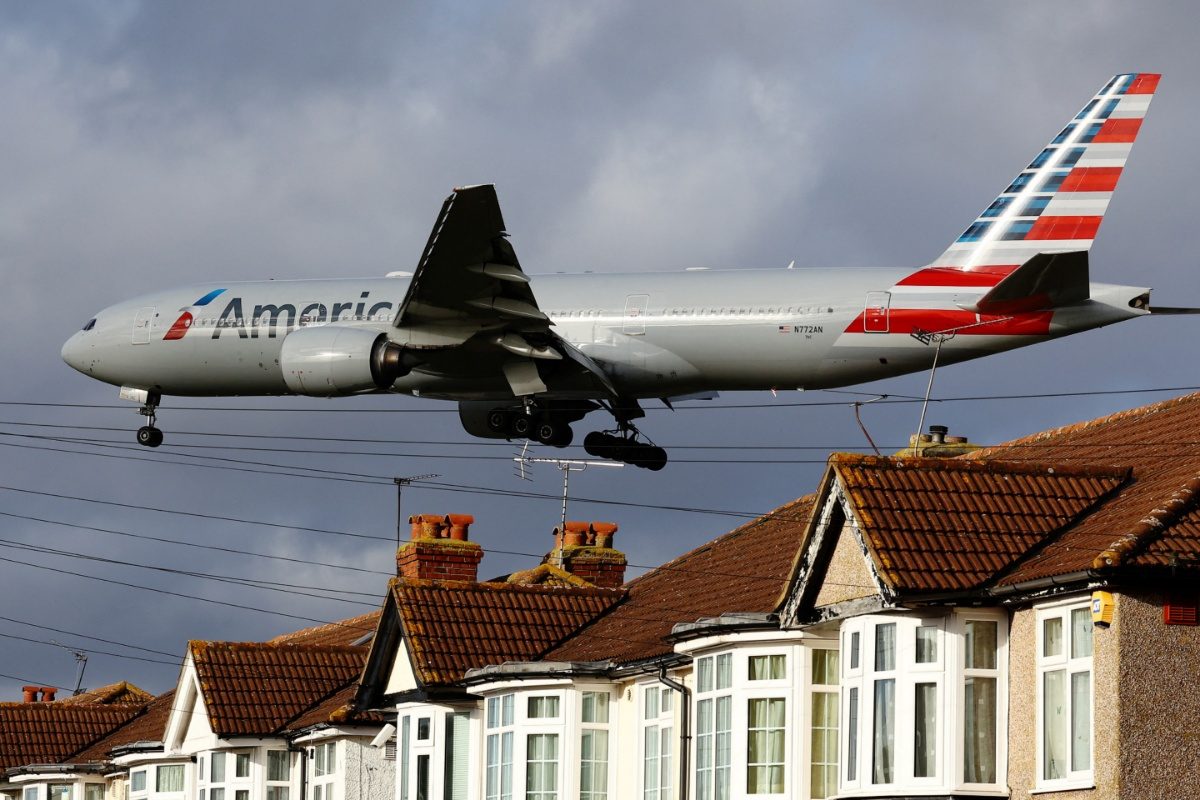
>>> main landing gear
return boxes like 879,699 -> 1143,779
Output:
135,393 -> 164,448
485,403 -> 576,447
583,428 -> 668,471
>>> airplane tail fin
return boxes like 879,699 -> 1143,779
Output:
928,73 -> 1160,275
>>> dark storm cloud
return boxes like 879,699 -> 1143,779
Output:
3,1 -> 1200,698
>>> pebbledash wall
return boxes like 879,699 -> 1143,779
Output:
335,738 -> 393,800
1007,590 -> 1200,800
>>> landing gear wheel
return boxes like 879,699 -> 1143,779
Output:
535,419 -> 573,448
136,426 -> 163,448
511,414 -> 534,438
584,430 -> 668,470
486,408 -> 510,433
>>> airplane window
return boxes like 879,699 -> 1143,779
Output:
82,318 -> 96,331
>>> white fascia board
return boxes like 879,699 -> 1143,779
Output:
461,677 -> 574,695
674,628 -> 809,656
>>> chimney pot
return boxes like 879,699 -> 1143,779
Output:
928,425 -> 948,443
22,686 -> 39,703
561,522 -> 588,547
40,687 -> 57,702
944,435 -> 968,444
447,513 -> 474,541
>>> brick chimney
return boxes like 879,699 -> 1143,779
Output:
396,514 -> 483,582
549,521 -> 627,589
899,424 -> 983,458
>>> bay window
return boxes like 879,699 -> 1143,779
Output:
266,751 -> 291,800
485,696 -> 515,800
1037,603 -> 1093,789
310,742 -> 337,800
809,648 -> 839,800
841,612 -> 1006,796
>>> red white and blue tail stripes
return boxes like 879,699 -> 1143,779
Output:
927,72 -> 1159,277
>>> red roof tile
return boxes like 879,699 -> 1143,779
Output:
58,682 -> 153,707
267,611 -> 381,647
282,684 -> 387,732
830,454 -> 1129,592
392,579 -> 624,686
965,392 -> 1200,584
0,703 -> 143,771
189,642 -> 366,737
548,495 -> 814,665
72,691 -> 175,762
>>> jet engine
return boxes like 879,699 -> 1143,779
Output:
280,326 -> 409,396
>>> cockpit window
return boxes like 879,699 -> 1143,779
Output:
82,318 -> 96,331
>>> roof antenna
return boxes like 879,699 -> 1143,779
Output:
50,640 -> 89,696
851,397 -> 885,456
393,474 -> 440,550
512,454 -> 623,529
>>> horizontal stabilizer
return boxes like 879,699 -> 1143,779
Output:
970,251 -> 1090,314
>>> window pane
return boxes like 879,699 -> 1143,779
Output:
964,677 -> 997,783
235,753 -> 250,778
695,700 -> 712,800
24,788 -> 37,800
417,717 -> 431,740
847,688 -> 859,781
86,787 -> 103,800
644,688 -> 659,720
266,790 -> 289,800
528,696 -> 560,719
966,620 -> 998,669
1071,609 -> 1093,658
582,691 -> 609,724
132,773 -> 147,793
810,693 -> 839,799
747,699 -> 785,794
697,658 -> 713,694
210,791 -> 223,800
50,787 -> 71,800
1043,669 -> 1068,780
914,684 -> 937,778
715,696 -> 731,800
502,695 -> 513,726
400,717 -> 411,800
916,626 -> 938,663
487,697 -> 499,729
874,624 -> 895,671
811,649 -> 839,685
850,632 -> 860,670
872,679 -> 895,784
158,766 -> 185,793
715,654 -> 732,690
212,753 -> 225,783
1043,617 -> 1064,658
235,791 -> 247,800
580,730 -> 608,800
1071,671 -> 1092,772
526,734 -> 558,800
643,726 -> 660,800
748,654 -> 786,681
268,752 -> 289,782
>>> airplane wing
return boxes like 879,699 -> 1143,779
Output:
392,185 -> 616,397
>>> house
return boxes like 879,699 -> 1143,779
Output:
358,392 -> 1200,800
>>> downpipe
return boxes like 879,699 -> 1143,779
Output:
658,665 -> 691,800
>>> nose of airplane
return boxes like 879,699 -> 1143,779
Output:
61,331 -> 87,373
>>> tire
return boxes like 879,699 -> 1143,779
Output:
137,426 -> 162,448
486,408 -> 510,432
511,414 -> 534,438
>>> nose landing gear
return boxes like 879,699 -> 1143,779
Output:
131,390 -> 164,448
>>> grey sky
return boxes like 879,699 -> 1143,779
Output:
2,1 -> 1199,698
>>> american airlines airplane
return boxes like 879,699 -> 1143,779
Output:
62,73 -> 1180,470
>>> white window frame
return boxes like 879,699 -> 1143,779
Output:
807,643 -> 840,800
265,750 -> 292,800
693,653 -> 733,800
1035,601 -> 1095,792
640,684 -> 674,800
309,741 -> 338,800
484,696 -> 516,800
579,688 -> 613,800
840,612 -> 1008,798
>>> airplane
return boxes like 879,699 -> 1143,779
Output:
62,72 -> 1184,471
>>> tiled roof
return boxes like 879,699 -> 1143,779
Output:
283,683 -> 388,732
267,610 -> 381,647
392,578 -> 624,686
73,691 -> 175,762
966,392 -> 1200,584
189,642 -> 366,737
0,703 -> 142,771
58,682 -> 153,706
547,495 -> 814,665
830,454 -> 1129,592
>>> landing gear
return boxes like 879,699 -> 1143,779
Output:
134,392 -> 164,448
583,429 -> 668,471
482,401 -> 580,449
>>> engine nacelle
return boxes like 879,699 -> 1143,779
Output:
280,326 -> 408,396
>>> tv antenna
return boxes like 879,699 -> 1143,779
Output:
49,640 -> 89,696
513,451 -> 623,529
393,474 -> 440,549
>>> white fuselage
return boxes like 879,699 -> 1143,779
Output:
61,268 -> 1147,402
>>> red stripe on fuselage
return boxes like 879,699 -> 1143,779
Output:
843,309 -> 1053,336
164,312 -> 193,340
1026,215 -> 1102,241
896,265 -> 1019,287
1059,167 -> 1122,192
1092,118 -> 1141,143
